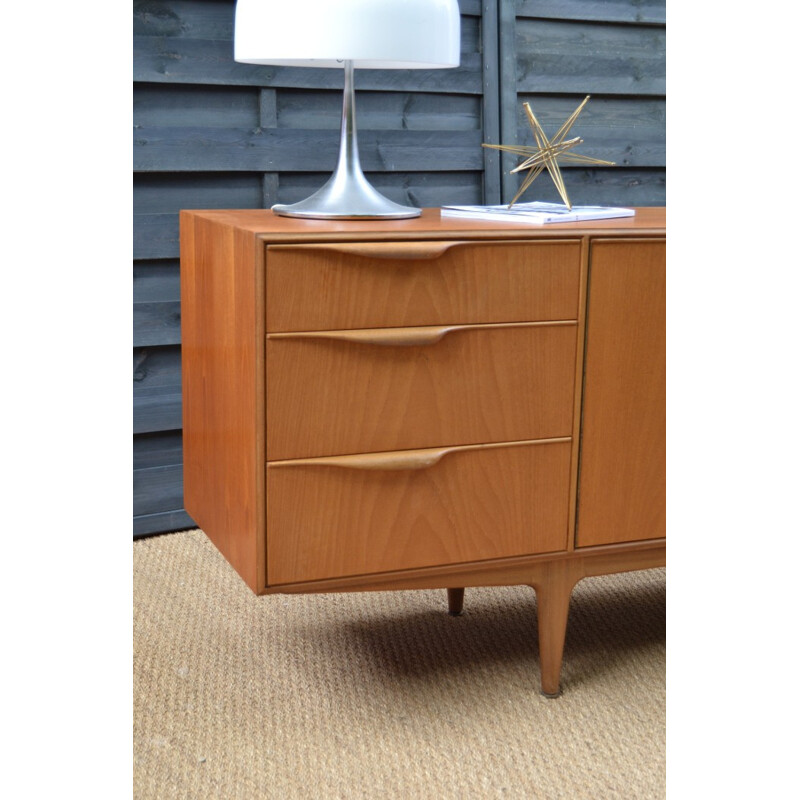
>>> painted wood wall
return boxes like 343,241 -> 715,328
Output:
133,0 -> 666,537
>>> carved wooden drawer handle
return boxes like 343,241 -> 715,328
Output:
268,438 -> 571,471
268,241 -> 468,260
267,320 -> 575,347
273,448 -> 452,471
269,325 -> 455,347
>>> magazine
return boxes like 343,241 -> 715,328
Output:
440,201 -> 635,224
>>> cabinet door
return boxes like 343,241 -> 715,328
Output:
576,239 -> 665,547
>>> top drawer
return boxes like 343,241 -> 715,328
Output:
265,240 -> 581,332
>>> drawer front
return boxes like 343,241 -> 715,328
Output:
266,240 -> 581,332
266,439 -> 571,585
266,322 -> 577,460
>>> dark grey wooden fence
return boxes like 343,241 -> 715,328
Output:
498,0 -> 666,205
133,0 -> 666,537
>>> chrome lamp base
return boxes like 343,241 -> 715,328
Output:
271,61 -> 420,220
271,178 -> 421,220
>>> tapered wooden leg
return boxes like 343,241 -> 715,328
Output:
446,588 -> 465,616
530,564 -> 579,697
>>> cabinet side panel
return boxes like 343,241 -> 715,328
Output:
180,213 -> 263,592
577,239 -> 665,547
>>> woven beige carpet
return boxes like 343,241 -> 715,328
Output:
133,529 -> 665,799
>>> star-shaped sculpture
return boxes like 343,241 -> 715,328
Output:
483,95 -> 615,209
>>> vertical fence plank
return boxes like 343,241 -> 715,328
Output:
481,1 -> 502,204
498,0 -> 520,203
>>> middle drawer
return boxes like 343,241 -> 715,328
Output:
266,321 -> 577,461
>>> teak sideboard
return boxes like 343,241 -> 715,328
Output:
180,207 -> 665,696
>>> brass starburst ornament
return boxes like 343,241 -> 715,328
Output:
483,95 -> 614,209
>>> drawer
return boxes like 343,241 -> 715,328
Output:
265,240 -> 581,332
266,438 -> 572,585
266,321 -> 577,460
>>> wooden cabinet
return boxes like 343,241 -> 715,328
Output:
180,208 -> 666,696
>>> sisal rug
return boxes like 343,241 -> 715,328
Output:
133,529 -> 665,799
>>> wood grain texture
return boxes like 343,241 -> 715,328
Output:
266,439 -> 572,586
133,431 -> 193,536
133,347 -> 183,434
264,539 -> 665,595
266,322 -> 577,460
576,239 -> 665,547
529,560 -> 582,696
180,211 -> 265,592
133,462 -> 185,517
186,207 -> 666,239
133,260 -> 182,346
134,509 -> 196,537
134,126 -> 483,173
276,89 -> 482,132
515,18 -> 665,95
133,301 -> 181,347
501,168 -> 665,210
480,0 -> 502,204
133,430 -> 183,471
517,0 -> 666,24
134,47 -> 483,93
566,240 -> 591,551
134,85 -> 482,132
266,239 -> 581,332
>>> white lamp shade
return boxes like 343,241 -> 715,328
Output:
234,0 -> 461,69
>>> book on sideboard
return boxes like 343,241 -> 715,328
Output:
440,201 -> 635,225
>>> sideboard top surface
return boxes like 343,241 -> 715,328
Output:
179,207 -> 666,242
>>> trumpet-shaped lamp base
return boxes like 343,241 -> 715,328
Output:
271,61 -> 421,220
271,169 -> 420,220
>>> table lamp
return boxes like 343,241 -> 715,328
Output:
234,0 -> 461,219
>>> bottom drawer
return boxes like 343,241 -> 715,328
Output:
266,438 -> 572,586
